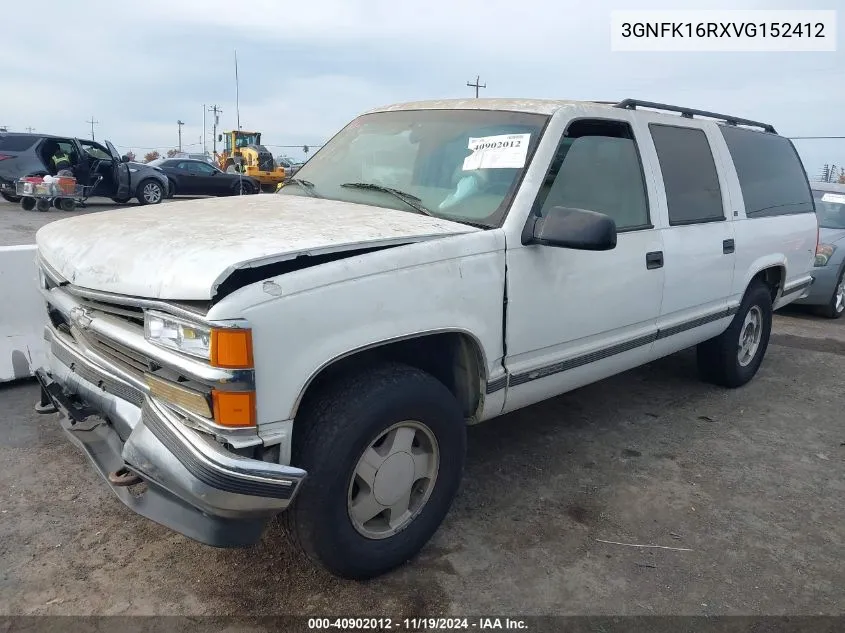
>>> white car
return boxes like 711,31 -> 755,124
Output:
33,98 -> 818,579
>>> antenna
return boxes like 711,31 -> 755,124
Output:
234,49 -> 241,131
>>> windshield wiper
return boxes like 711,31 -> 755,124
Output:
285,178 -> 320,197
341,182 -> 435,217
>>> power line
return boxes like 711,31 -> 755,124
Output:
86,116 -> 99,140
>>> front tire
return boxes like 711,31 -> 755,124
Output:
697,281 -> 773,388
20,197 -> 36,211
136,179 -> 164,205
283,363 -> 466,579
233,180 -> 254,195
817,267 -> 845,319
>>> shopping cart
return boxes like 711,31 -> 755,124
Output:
15,174 -> 102,212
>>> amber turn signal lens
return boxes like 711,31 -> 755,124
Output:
210,329 -> 254,368
212,390 -> 256,427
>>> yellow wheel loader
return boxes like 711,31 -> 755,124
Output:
216,130 -> 285,193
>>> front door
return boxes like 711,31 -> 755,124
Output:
104,140 -> 131,199
502,116 -> 665,413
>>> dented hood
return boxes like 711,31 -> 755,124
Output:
35,195 -> 478,300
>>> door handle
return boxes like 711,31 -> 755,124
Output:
646,251 -> 664,269
723,239 -> 735,254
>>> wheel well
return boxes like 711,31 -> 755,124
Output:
296,332 -> 486,423
752,265 -> 785,303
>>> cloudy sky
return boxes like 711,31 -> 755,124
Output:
1,0 -> 842,173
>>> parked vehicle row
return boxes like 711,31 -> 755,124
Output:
32,97 -> 819,581
0,132 -> 168,207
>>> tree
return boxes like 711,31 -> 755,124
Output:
839,173 -> 845,184
144,150 -> 160,163
125,151 -> 136,162
166,149 -> 180,158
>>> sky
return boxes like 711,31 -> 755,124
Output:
0,0 -> 842,173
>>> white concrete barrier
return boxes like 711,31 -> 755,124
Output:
0,245 -> 46,382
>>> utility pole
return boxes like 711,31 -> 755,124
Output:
202,104 -> 207,156
177,120 -> 185,152
234,49 -> 241,131
467,75 -> 486,98
0,126 -> 7,133
26,126 -> 35,133
207,105 -> 223,157
86,116 -> 99,140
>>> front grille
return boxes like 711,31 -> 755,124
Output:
258,153 -> 274,171
83,330 -> 151,374
76,297 -> 144,325
52,338 -> 145,407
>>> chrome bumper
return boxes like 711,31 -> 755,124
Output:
38,326 -> 307,548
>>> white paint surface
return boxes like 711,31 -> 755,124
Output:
0,245 -> 46,382
35,195 -> 478,300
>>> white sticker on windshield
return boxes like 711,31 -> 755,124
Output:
462,133 -> 531,170
821,193 -> 845,204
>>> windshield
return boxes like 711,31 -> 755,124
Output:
235,133 -> 259,148
279,109 -> 549,227
812,189 -> 845,229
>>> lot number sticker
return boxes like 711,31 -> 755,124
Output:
463,133 -> 531,170
821,193 -> 845,204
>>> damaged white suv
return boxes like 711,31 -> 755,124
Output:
34,98 -> 818,579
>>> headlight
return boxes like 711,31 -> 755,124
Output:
144,310 -> 212,359
815,243 -> 836,267
143,310 -> 254,368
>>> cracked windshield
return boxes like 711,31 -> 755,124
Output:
278,108 -> 548,227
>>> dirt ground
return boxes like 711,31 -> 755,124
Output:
1,305 -> 843,618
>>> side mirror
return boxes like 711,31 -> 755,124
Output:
523,206 -> 617,251
121,155 -> 130,163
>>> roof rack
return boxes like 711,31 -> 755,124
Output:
613,98 -> 777,134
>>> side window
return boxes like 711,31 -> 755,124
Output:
195,162 -> 216,175
649,124 -> 724,225
176,161 -> 195,172
533,119 -> 650,231
719,125 -> 814,217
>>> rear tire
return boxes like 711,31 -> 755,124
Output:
282,363 -> 466,579
697,281 -> 773,388
816,267 -> 845,319
136,179 -> 164,205
35,199 -> 50,212
59,198 -> 76,212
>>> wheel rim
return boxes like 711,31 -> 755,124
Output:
143,182 -> 162,203
737,305 -> 763,367
834,274 -> 845,314
347,420 -> 439,540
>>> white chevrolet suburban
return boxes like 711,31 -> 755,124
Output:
33,98 -> 818,579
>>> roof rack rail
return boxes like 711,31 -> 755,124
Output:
613,99 -> 777,134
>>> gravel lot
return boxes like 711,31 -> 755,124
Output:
1,200 -> 843,618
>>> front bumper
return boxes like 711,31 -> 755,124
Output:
793,264 -> 840,306
37,326 -> 307,547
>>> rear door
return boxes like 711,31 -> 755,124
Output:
634,118 -> 737,358
104,140 -> 131,199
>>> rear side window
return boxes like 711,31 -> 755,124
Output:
719,126 -> 814,218
0,135 -> 37,152
649,124 -> 724,225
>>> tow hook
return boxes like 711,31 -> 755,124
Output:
108,466 -> 143,487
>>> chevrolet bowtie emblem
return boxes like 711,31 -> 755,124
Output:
70,306 -> 93,329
